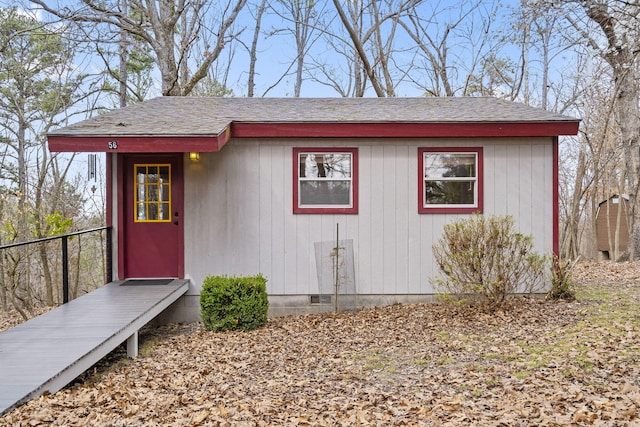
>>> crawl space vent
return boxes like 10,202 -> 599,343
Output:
310,294 -> 333,305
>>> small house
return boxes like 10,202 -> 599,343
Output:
595,195 -> 630,260
47,97 -> 580,321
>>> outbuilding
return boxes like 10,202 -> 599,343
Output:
595,195 -> 630,260
48,97 -> 580,320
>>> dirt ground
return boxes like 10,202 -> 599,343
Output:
1,261 -> 639,426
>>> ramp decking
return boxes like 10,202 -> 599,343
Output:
0,279 -> 189,416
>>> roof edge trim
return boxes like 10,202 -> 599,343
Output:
48,131 -> 230,153
230,121 -> 580,138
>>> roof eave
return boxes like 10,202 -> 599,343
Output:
231,121 -> 580,138
47,128 -> 231,153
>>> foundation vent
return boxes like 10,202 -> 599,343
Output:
310,294 -> 333,305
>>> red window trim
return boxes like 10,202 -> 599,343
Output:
293,147 -> 359,214
418,147 -> 484,214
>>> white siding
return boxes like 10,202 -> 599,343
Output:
184,137 -> 555,296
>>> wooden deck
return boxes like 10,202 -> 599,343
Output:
0,279 -> 189,416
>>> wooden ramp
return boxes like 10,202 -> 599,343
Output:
0,279 -> 189,416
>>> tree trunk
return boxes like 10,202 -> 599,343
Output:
119,0 -> 128,107
247,0 -> 267,97
33,141 -> 56,306
561,146 -> 587,259
580,1 -> 640,259
612,59 -> 640,259
331,0 -> 385,97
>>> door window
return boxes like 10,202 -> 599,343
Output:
134,164 -> 171,222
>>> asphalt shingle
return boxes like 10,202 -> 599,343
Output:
49,97 -> 579,137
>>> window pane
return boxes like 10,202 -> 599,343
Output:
137,183 -> 145,202
425,153 -> 476,179
300,181 -> 351,205
147,204 -> 159,220
425,180 -> 475,205
161,184 -> 170,201
159,166 -> 169,182
136,167 -> 146,183
160,203 -> 170,220
300,153 -> 351,179
147,184 -> 159,202
137,203 -> 146,220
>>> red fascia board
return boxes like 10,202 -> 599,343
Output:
47,130 -> 231,153
232,121 -> 580,138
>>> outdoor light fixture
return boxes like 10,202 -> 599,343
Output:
189,152 -> 200,161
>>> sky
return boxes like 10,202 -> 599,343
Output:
3,0 -> 581,103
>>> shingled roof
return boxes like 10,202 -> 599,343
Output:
51,96 -> 577,136
48,97 -> 580,153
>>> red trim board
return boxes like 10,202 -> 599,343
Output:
233,121 -> 579,139
48,133 -> 230,153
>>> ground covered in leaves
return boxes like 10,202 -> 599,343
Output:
1,261 -> 640,426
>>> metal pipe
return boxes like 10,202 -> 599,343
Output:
62,236 -> 69,304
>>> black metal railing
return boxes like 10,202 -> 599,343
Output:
0,226 -> 112,304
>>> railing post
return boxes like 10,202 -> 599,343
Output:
106,227 -> 113,283
62,236 -> 69,304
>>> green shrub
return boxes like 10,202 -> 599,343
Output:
546,254 -> 576,301
200,274 -> 269,331
432,214 -> 546,310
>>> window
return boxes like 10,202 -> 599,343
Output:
134,164 -> 172,222
418,147 -> 483,214
293,148 -> 358,214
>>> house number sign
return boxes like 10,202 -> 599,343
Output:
107,140 -> 118,150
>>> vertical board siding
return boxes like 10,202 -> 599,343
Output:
519,144 -> 534,236
306,215 -> 322,294
357,146 -> 372,294
506,144 -> 521,216
233,144 -> 260,273
490,145 -> 509,215
368,144 -> 385,294
270,145 -> 287,294
394,145 -> 410,294
382,145 -> 397,294
184,137 -> 555,297
427,214 -> 448,293
530,144 -> 545,250
258,144 -> 273,287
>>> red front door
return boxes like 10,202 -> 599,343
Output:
121,154 -> 184,278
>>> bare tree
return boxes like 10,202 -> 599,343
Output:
0,7 -> 95,313
30,0 -> 247,96
306,7 -> 367,97
562,0 -> 640,259
269,0 -> 327,97
400,0 -> 501,97
246,0 -> 267,97
330,0 -> 418,97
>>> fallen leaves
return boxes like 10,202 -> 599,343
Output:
1,261 -> 640,425
0,306 -> 52,333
